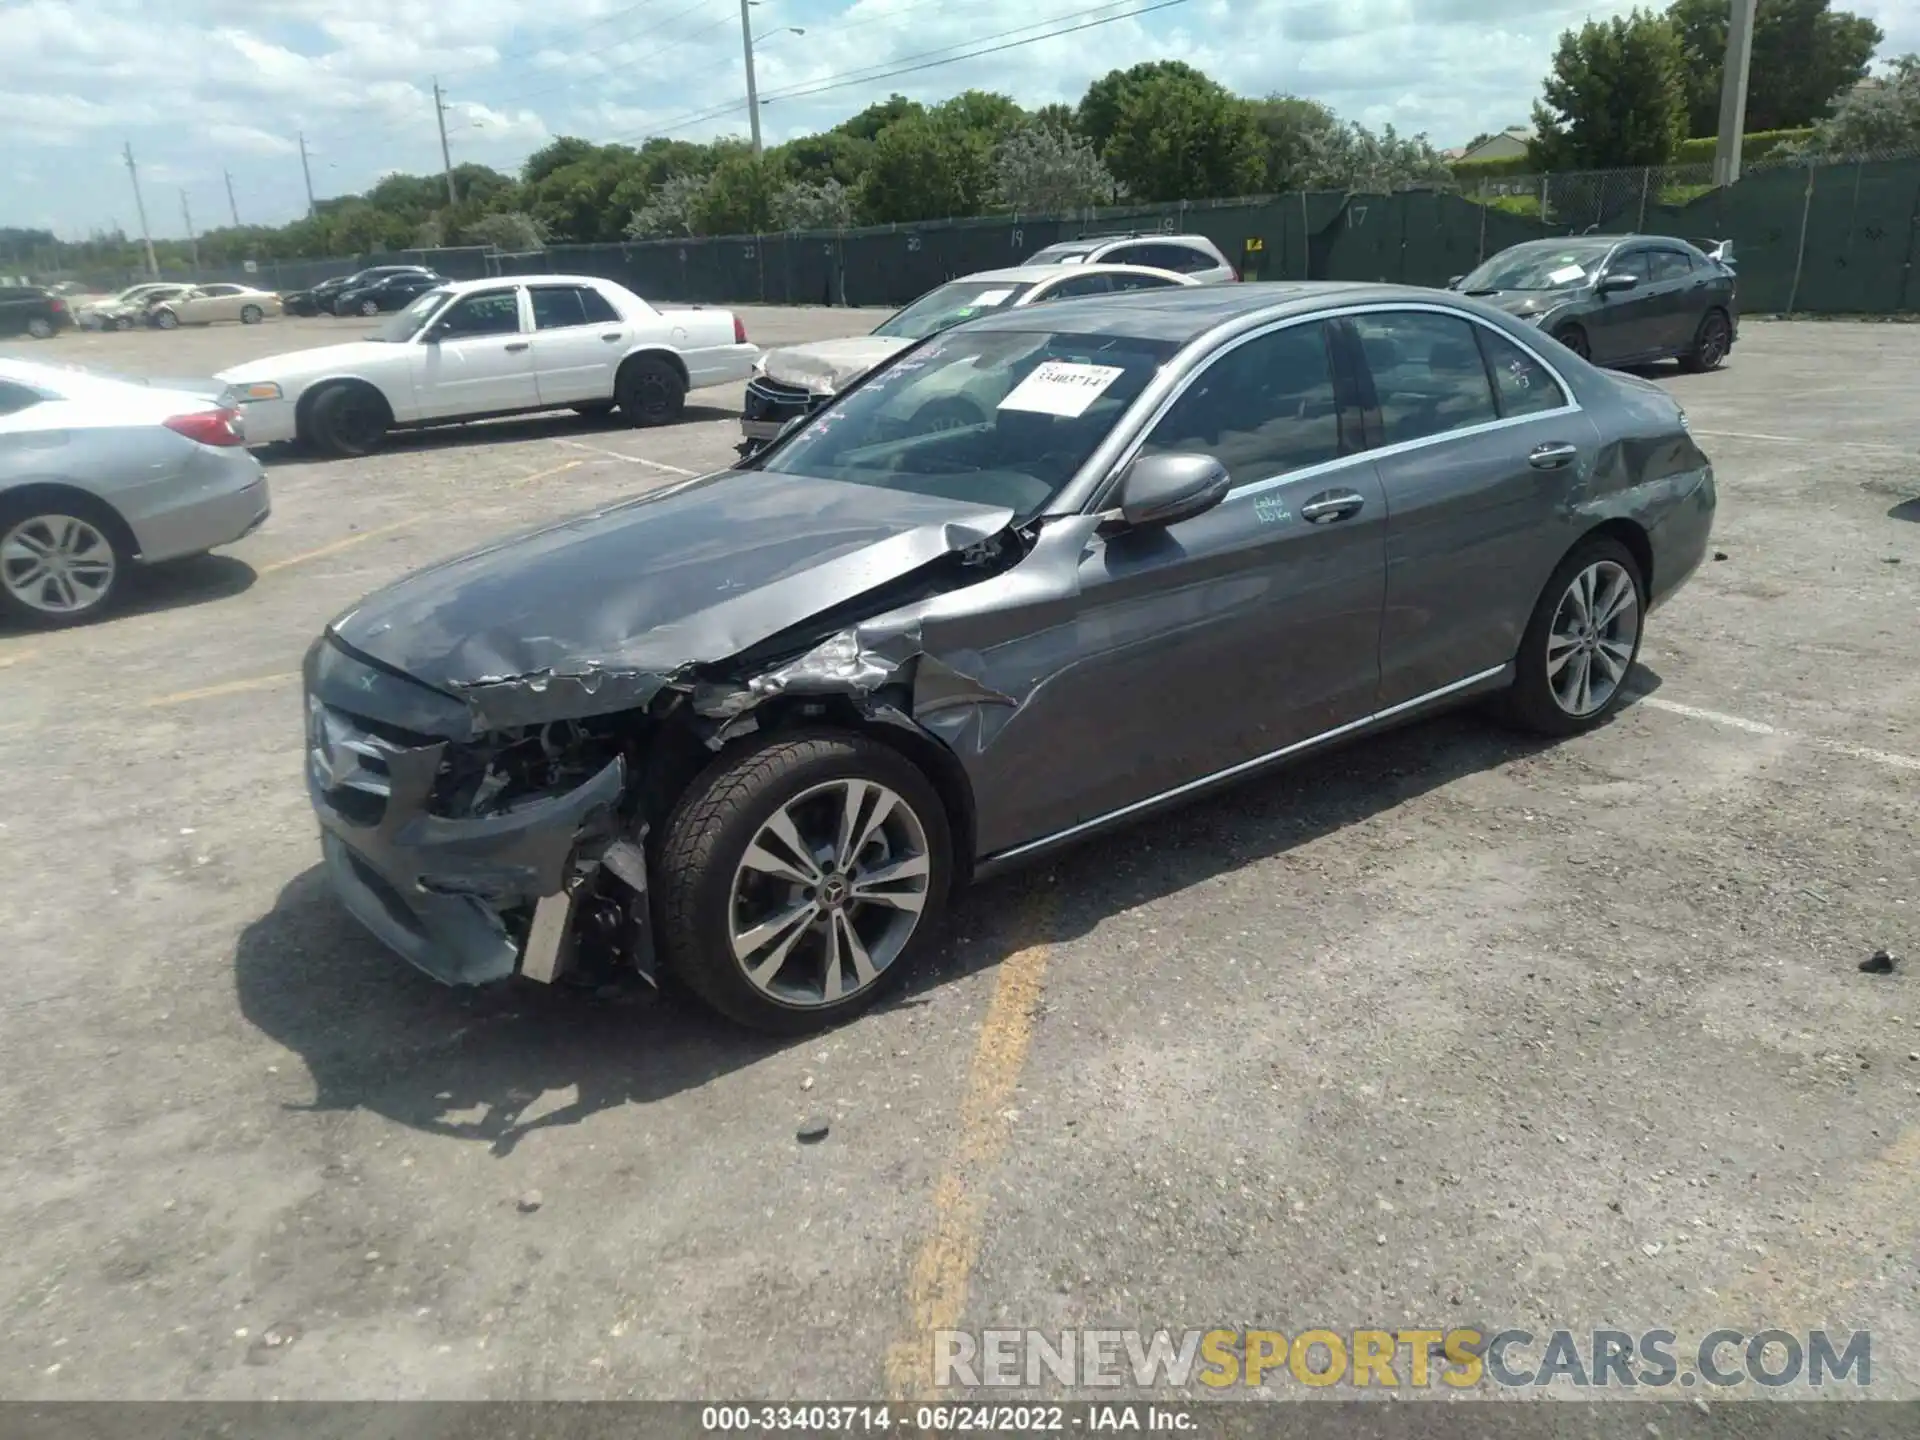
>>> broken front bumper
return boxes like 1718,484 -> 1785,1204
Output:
305,694 -> 628,987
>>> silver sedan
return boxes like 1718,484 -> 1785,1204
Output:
0,358 -> 271,626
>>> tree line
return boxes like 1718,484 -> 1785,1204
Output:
4,0 -> 1912,277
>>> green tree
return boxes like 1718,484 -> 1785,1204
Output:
1076,60 -> 1215,152
693,152 -> 785,234
522,137 -> 601,186
932,90 -> 1028,141
855,116 -> 992,222
774,130 -> 873,187
1805,52 -> 1920,153
1102,69 -> 1265,201
1669,0 -> 1882,136
1529,10 -> 1688,169
626,173 -> 710,238
1032,103 -> 1078,137
464,211 -> 548,251
991,122 -> 1115,211
1250,94 -> 1345,189
838,94 -> 923,142
773,178 -> 855,230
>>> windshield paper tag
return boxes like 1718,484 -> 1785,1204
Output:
1546,264 -> 1586,285
970,288 -> 1014,307
997,361 -> 1125,417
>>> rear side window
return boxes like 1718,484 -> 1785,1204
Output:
1611,251 -> 1652,282
1153,243 -> 1216,273
530,287 -> 589,329
1647,250 -> 1692,281
1475,328 -> 1570,419
1108,271 -> 1182,292
1038,273 -> 1112,300
1351,311 -> 1500,445
578,287 -> 621,324
1140,320 -> 1343,487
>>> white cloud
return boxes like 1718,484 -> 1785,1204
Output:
4,0 -> 1916,237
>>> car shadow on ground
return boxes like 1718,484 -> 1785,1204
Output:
254,404 -> 739,467
0,553 -> 256,636
234,680 -> 1670,1156
1889,498 -> 1920,523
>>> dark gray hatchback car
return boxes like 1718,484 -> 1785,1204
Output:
302,281 -> 1716,1031
1450,235 -> 1738,371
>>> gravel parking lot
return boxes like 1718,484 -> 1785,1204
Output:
1,307 -> 1916,1402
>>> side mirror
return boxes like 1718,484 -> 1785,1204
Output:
1599,271 -> 1639,294
1115,452 -> 1232,530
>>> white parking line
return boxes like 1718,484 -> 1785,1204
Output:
1690,428 -> 1908,454
550,438 -> 698,476
1638,694 -> 1920,772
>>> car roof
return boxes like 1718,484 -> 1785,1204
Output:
956,280 -> 1403,343
944,263 -> 1189,285
427,273 -> 623,295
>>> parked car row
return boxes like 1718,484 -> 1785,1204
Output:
283,265 -> 446,317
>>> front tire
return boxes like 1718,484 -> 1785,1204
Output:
305,382 -> 391,459
153,309 -> 179,330
240,304 -> 264,324
1680,309 -> 1731,372
1552,323 -> 1590,361
1498,536 -> 1646,737
655,731 -> 952,1033
617,356 -> 687,427
26,316 -> 54,339
114,315 -> 135,331
359,298 -> 379,317
0,498 -> 129,627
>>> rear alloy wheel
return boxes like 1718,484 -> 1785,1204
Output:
1681,310 -> 1731,373
1552,323 -> 1590,361
359,298 -> 379,316
305,382 -> 390,459
1498,536 -> 1645,737
656,732 -> 951,1032
617,356 -> 687,428
0,506 -> 126,626
240,304 -> 264,325
154,309 -> 180,330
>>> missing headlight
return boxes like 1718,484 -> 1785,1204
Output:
430,717 -> 626,820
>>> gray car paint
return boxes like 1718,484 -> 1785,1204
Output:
0,359 -> 270,564
303,280 -> 1715,990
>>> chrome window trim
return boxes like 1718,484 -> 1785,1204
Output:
1073,299 -> 1581,515
986,663 -> 1511,863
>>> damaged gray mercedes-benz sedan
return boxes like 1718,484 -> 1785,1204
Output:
303,281 -> 1716,1031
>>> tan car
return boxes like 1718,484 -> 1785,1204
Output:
150,283 -> 283,329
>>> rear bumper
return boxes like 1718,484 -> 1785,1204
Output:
125,445 -> 271,562
1647,463 -> 1716,612
689,342 -> 762,390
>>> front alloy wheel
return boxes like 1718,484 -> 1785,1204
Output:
657,732 -> 951,1032
0,511 -> 122,624
359,298 -> 379,316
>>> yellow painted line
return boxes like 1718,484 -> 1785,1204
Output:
142,672 -> 298,708
255,515 -> 424,576
0,647 -> 43,670
512,458 -> 583,487
885,891 -> 1054,1403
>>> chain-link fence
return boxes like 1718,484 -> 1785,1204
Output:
135,148 -> 1920,317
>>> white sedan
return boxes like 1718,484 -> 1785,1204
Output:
216,274 -> 760,457
151,283 -> 283,328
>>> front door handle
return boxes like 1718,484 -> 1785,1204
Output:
505,341 -> 530,352
602,331 -> 624,342
1300,490 -> 1366,524
1529,442 -> 1579,470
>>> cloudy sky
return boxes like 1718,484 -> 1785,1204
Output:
3,0 -> 1915,239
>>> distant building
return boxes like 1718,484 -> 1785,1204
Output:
1456,126 -> 1532,162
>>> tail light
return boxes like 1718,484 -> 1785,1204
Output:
164,408 -> 245,448
49,297 -> 65,312
733,313 -> 749,345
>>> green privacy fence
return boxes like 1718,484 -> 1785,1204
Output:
199,154 -> 1920,316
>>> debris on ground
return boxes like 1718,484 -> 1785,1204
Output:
1713,551 -> 1729,561
1860,949 -> 1900,975
797,1120 -> 830,1144
517,1190 -> 544,1213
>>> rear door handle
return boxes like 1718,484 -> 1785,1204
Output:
601,331 -> 624,342
1529,442 -> 1579,470
505,341 -> 530,352
1300,490 -> 1366,524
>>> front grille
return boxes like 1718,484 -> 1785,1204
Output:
308,699 -> 407,826
744,377 -> 823,423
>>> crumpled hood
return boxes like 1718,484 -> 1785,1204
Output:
326,466 -> 1015,729
218,340 -> 397,385
762,335 -> 911,392
1466,289 -> 1580,319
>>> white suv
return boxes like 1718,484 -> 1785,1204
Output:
1023,232 -> 1238,284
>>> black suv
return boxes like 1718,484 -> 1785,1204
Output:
333,268 -> 443,316
0,286 -> 71,340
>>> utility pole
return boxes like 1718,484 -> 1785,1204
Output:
224,169 -> 241,227
298,132 -> 316,218
432,79 -> 458,204
122,141 -> 159,277
181,190 -> 199,275
739,0 -> 763,155
1712,0 -> 1759,186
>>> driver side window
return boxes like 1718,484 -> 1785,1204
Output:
436,290 -> 521,338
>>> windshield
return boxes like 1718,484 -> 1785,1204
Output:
756,327 -> 1178,518
372,287 -> 452,342
1459,242 -> 1614,292
871,281 -> 1037,341
1028,244 -> 1095,265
